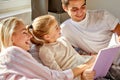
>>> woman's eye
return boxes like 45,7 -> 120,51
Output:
56,26 -> 59,30
23,31 -> 28,34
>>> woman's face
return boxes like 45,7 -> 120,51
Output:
12,22 -> 32,51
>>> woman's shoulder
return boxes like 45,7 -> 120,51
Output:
7,46 -> 28,54
0,46 -> 28,64
1,46 -> 23,54
0,46 -> 30,59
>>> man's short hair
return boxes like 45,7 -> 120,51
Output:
61,0 -> 86,7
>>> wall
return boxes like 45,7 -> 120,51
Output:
49,12 -> 69,24
87,0 -> 120,21
0,0 -> 31,25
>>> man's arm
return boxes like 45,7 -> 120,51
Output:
113,23 -> 120,35
112,23 -> 120,42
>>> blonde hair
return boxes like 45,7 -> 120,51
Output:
27,15 -> 56,46
0,17 -> 23,50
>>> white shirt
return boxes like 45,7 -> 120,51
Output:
61,10 -> 119,53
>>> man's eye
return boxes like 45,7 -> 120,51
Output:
72,9 -> 78,12
81,5 -> 86,9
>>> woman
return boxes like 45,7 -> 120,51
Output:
0,17 -> 95,80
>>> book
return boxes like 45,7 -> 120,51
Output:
91,33 -> 120,79
108,33 -> 119,47
91,45 -> 120,79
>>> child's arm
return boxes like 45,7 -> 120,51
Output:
39,47 -> 62,70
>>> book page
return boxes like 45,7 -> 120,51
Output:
108,33 -> 120,47
91,45 -> 120,79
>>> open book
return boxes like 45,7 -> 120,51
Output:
91,33 -> 120,79
108,33 -> 119,47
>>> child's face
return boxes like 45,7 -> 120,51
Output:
44,21 -> 61,43
12,23 -> 32,51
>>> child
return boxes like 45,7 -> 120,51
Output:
28,15 -> 96,80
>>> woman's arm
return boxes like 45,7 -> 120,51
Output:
72,55 -> 96,79
1,46 -> 95,80
3,46 -> 73,80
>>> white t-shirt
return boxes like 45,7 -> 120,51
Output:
61,10 -> 119,53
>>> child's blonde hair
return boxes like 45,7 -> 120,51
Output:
0,17 -> 23,50
27,15 -> 56,46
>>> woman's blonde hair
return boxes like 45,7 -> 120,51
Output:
0,17 -> 23,50
27,15 -> 56,46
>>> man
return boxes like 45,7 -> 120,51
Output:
60,0 -> 120,79
60,0 -> 120,54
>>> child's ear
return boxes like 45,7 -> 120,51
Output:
43,34 -> 50,40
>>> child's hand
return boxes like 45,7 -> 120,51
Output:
81,69 -> 95,80
85,55 -> 96,69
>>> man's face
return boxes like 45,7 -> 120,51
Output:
64,0 -> 87,22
